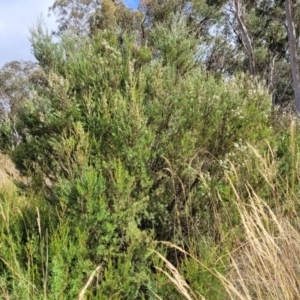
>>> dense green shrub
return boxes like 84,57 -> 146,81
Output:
2,13 -> 300,299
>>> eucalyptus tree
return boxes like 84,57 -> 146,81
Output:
285,0 -> 300,113
49,0 -> 98,35
0,61 -> 43,122
210,0 -> 299,107
250,0 -> 300,110
0,61 -> 46,149
50,0 -> 144,37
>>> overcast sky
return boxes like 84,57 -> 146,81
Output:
0,0 -> 138,69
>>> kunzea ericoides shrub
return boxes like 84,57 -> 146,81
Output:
0,17 -> 281,299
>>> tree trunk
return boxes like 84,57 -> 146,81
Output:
234,0 -> 256,76
285,0 -> 300,114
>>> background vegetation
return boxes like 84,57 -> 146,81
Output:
1,0 -> 300,299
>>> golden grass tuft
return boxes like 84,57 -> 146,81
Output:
0,152 -> 20,188
223,182 -> 300,299
153,139 -> 300,299
218,140 -> 300,299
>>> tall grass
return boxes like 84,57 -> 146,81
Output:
224,184 -> 300,299
222,130 -> 300,300
0,153 -> 20,188
152,122 -> 300,299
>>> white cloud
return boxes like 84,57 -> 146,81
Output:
0,0 -> 57,68
0,0 -> 139,68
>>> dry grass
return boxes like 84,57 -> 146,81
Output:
153,138 -> 300,299
223,184 -> 300,300
219,139 -> 300,299
0,152 -> 30,211
0,152 -> 19,188
154,192 -> 300,300
153,249 -> 200,300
